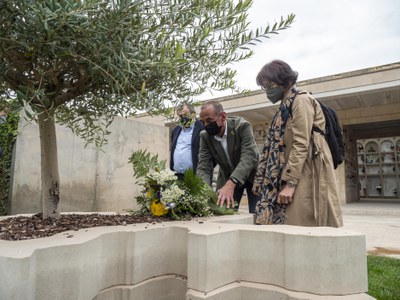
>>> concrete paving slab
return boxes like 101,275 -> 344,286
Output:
240,199 -> 400,259
342,201 -> 400,259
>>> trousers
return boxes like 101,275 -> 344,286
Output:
233,180 -> 261,213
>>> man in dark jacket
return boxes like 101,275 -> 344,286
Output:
197,101 -> 261,213
170,102 -> 204,179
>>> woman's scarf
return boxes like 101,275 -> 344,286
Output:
254,96 -> 293,225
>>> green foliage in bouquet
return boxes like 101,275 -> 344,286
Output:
128,149 -> 235,219
129,149 -> 166,181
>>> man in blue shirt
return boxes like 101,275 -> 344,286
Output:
170,103 -> 204,179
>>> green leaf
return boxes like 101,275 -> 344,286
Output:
208,200 -> 235,215
15,90 -> 26,102
129,149 -> 166,179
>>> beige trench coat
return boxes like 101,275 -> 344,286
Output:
281,88 -> 343,227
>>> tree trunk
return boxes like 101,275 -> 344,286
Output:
38,110 -> 60,219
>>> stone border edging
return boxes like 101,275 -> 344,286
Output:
0,214 -> 373,300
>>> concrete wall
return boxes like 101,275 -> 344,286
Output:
9,116 -> 169,214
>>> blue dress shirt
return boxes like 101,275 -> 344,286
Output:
173,124 -> 194,173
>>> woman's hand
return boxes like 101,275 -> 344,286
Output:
277,185 -> 296,204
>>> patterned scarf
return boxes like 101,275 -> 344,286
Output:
254,96 -> 293,225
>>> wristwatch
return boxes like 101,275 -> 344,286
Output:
229,177 -> 239,185
286,180 -> 297,188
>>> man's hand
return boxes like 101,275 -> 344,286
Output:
217,180 -> 236,209
277,185 -> 296,205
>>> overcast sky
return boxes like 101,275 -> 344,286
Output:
197,0 -> 400,100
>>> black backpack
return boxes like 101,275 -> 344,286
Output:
288,90 -> 345,169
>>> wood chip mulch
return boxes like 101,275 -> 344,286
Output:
0,213 -> 170,241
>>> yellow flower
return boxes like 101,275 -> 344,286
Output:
150,200 -> 168,216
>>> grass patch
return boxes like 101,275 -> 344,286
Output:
368,255 -> 400,299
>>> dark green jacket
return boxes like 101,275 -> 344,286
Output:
197,116 -> 259,189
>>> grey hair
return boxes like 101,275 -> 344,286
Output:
200,100 -> 224,115
177,102 -> 196,114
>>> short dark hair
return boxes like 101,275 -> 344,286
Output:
256,59 -> 298,89
177,102 -> 196,114
200,100 -> 224,115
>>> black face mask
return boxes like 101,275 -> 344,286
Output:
180,116 -> 189,123
266,87 -> 284,104
205,121 -> 222,136
179,116 -> 193,128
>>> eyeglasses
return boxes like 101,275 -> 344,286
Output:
260,82 -> 277,92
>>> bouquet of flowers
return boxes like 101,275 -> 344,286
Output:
129,149 -> 233,219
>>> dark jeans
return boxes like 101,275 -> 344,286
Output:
175,173 -> 185,181
233,180 -> 261,213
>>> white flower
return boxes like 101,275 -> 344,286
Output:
165,202 -> 176,210
148,169 -> 177,185
161,183 -> 185,204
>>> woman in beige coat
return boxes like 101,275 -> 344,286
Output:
252,60 -> 343,227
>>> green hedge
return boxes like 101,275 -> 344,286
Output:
0,112 -> 19,215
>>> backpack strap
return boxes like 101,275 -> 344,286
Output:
287,89 -> 321,161
287,88 -> 308,118
312,126 -> 324,136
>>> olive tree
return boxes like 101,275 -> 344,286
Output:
0,0 -> 294,219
